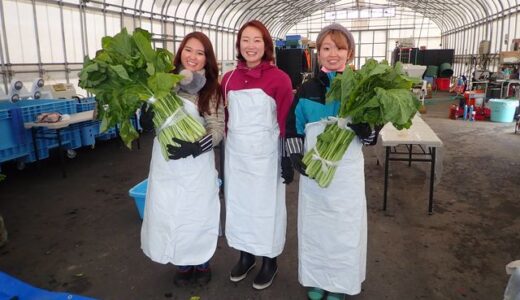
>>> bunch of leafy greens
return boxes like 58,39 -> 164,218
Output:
302,59 -> 421,187
79,28 -> 206,158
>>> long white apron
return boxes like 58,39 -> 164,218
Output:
224,88 -> 286,258
141,98 -> 220,266
298,121 -> 367,295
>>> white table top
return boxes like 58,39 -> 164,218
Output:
380,114 -> 443,148
24,110 -> 95,129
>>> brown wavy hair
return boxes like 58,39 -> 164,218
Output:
173,32 -> 222,115
236,20 -> 274,63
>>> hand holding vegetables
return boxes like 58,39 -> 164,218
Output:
302,59 -> 421,187
78,28 -> 206,160
281,157 -> 294,184
290,153 -> 308,177
139,103 -> 155,132
167,134 -> 213,160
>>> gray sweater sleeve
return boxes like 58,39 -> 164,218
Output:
203,95 -> 225,146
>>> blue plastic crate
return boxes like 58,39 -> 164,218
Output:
96,126 -> 118,141
22,128 -> 80,163
286,34 -> 301,41
76,97 -> 96,112
0,144 -> 30,163
15,99 -> 77,122
79,121 -> 101,146
275,40 -> 286,48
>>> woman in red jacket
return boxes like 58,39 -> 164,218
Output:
220,20 -> 294,290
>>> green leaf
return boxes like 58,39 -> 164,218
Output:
109,65 -> 131,80
133,29 -> 155,63
107,28 -> 133,57
146,62 -> 155,76
147,73 -> 182,98
375,88 -> 420,127
119,120 -> 140,149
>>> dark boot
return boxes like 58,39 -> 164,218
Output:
230,251 -> 256,282
252,256 -> 278,290
173,266 -> 194,287
194,265 -> 212,286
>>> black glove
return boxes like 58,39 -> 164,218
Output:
347,122 -> 377,145
281,156 -> 294,184
167,135 -> 212,160
290,153 -> 307,177
139,103 -> 155,132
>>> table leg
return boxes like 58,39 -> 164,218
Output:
408,144 -> 413,167
56,129 -> 66,178
31,128 -> 40,161
383,146 -> 390,211
428,147 -> 436,214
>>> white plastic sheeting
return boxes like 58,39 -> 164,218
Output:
1,0 -> 520,96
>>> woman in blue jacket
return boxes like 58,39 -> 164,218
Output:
285,23 -> 379,300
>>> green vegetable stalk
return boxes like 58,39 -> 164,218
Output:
78,28 -> 206,160
303,59 -> 422,188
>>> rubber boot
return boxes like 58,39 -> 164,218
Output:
173,266 -> 194,287
230,251 -> 256,282
252,256 -> 278,290
194,263 -> 211,286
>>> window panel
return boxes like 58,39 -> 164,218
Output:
106,14 -> 122,36
63,7 -> 83,63
85,11 -> 105,57
359,9 -> 370,19
374,31 -> 386,43
360,44 -> 373,56
361,31 -> 373,43
36,3 -> 65,63
373,44 -> 386,57
5,0 -> 38,63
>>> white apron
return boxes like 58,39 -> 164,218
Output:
298,121 -> 367,295
224,88 -> 286,257
141,98 -> 220,266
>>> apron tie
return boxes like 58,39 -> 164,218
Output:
156,107 -> 188,134
311,147 -> 339,173
321,116 -> 349,129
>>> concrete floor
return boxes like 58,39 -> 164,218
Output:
0,92 -> 519,300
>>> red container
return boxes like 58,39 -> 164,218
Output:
436,78 -> 451,91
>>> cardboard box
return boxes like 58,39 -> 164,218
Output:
500,51 -> 520,64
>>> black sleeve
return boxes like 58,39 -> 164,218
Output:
285,89 -> 304,155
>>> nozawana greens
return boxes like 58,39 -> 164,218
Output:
302,59 -> 421,188
78,28 -> 206,160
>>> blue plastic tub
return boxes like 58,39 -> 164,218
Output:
129,178 -> 222,220
0,271 -> 96,300
488,99 -> 520,122
129,179 -> 148,219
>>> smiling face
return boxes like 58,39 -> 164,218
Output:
318,34 -> 351,72
239,26 -> 265,68
180,37 -> 206,72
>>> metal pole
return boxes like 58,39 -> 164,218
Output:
0,0 -> 10,92
58,0 -> 70,83
31,0 -> 44,77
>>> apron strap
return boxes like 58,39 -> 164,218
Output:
223,68 -> 237,107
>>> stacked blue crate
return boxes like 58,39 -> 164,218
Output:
20,99 -> 81,162
0,99 -> 82,163
74,97 -> 121,145
285,34 -> 303,48
0,102 -> 30,163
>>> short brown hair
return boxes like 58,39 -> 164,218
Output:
316,24 -> 356,63
236,20 -> 274,63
